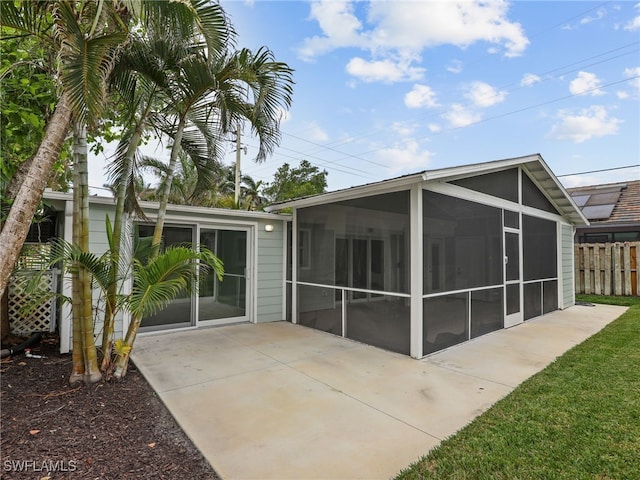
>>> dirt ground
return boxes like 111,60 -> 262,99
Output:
0,335 -> 220,479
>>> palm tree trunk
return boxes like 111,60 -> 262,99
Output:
71,122 -> 101,384
101,116 -> 147,372
0,92 -> 73,298
112,313 -> 142,379
70,128 -> 84,384
150,116 -> 185,256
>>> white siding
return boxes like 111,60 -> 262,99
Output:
561,223 -> 575,308
256,220 -> 285,322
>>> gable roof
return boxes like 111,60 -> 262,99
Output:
266,153 -> 588,226
567,180 -> 640,225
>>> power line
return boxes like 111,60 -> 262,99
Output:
556,164 -> 640,178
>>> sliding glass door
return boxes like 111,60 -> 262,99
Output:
139,225 -> 195,330
198,228 -> 248,325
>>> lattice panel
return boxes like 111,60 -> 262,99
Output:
8,271 -> 57,335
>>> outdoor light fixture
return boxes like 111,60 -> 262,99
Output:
264,224 -> 274,232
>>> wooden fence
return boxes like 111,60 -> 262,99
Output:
575,242 -> 639,296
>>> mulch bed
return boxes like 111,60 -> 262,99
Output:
1,335 -> 220,479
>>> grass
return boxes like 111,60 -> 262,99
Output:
396,296 -> 640,480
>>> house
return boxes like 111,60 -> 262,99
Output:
14,153 -> 587,359
567,180 -> 640,243
267,153 -> 588,358
31,192 -> 290,353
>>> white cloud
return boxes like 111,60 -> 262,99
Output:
365,1 -> 529,57
346,57 -> 424,83
428,123 -> 441,133
464,81 -> 507,107
304,121 -> 329,142
404,84 -> 439,109
391,121 -> 416,137
569,71 -> 605,96
374,139 -> 433,174
446,60 -> 463,74
580,7 -> 607,25
623,66 -> 640,92
548,106 -> 621,143
442,104 -> 482,128
624,4 -> 640,31
298,1 -> 365,60
520,73 -> 541,87
298,0 -> 530,75
616,90 -> 630,99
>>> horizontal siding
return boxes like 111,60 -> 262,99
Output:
561,224 -> 575,308
256,224 -> 285,323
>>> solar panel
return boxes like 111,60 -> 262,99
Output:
571,194 -> 590,207
582,204 -> 616,220
586,191 -> 622,206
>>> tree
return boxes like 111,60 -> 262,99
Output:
102,2 -> 229,371
0,0 -> 127,298
148,46 -> 294,255
263,160 -> 328,204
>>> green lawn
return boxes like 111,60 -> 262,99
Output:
396,297 -> 640,480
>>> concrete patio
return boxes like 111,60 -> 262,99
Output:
132,303 -> 626,480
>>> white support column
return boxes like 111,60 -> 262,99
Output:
281,219 -> 288,322
59,199 -> 73,354
410,184 -> 423,358
291,209 -> 298,324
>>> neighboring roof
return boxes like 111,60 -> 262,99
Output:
567,180 -> 640,225
266,153 -> 588,226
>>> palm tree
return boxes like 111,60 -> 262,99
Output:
240,173 -> 266,211
148,45 -> 294,253
112,244 -> 223,378
0,1 -> 128,299
99,0 -> 232,370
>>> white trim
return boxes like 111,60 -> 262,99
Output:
425,181 -> 521,211
556,220 -> 563,310
410,185 -> 423,359
267,154 -> 588,227
291,209 -> 298,324
59,199 -> 73,354
281,219 -> 288,322
422,283 -> 505,299
295,281 -> 411,298
265,175 -> 424,211
43,190 -> 289,221
251,224 -> 257,324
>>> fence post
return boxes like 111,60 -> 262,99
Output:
583,245 -> 591,295
594,244 -> 602,295
623,243 -> 632,296
613,243 -> 622,296
604,243 -> 612,296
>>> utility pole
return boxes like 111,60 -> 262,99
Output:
234,124 -> 241,206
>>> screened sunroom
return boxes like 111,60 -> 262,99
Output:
267,154 -> 588,359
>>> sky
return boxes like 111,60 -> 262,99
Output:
90,0 -> 640,194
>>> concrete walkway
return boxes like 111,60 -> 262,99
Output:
132,304 -> 626,480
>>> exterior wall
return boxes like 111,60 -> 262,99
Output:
561,223 -> 575,308
51,193 -> 289,352
255,220 -> 286,323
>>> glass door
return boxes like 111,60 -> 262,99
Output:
198,228 -> 249,325
504,229 -> 523,327
139,225 -> 195,330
